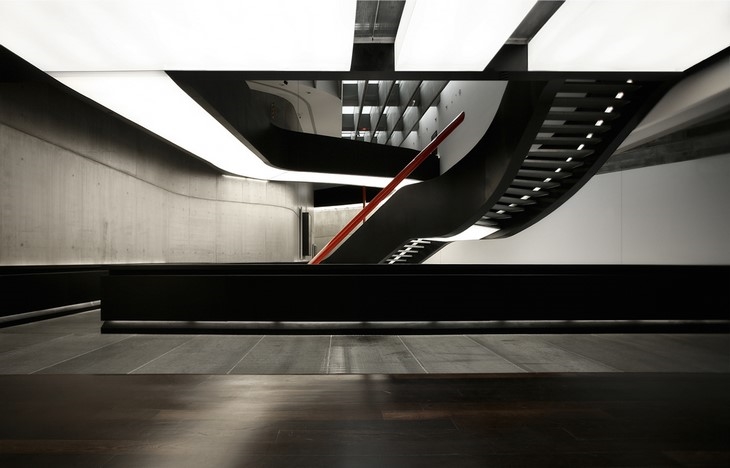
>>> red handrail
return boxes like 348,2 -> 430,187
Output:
309,111 -> 465,265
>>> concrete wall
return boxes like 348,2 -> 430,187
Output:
311,204 -> 362,257
0,81 -> 311,265
426,153 -> 730,265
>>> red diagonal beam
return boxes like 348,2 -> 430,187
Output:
309,111 -> 465,265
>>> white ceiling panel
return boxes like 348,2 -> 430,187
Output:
0,0 -> 358,71
395,0 -> 538,71
529,0 -> 730,72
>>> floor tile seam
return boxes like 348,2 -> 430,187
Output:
0,332 -> 72,362
225,335 -> 265,375
540,335 -> 623,372
594,333 -> 729,369
127,334 -> 201,374
397,336 -> 428,374
658,332 -> 730,354
325,335 -> 333,374
464,335 -> 531,373
592,332 -> 711,366
474,333 -> 623,373
28,333 -> 136,374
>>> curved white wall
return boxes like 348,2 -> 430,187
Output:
435,81 -> 507,172
619,55 -> 730,152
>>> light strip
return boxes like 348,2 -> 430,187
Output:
0,0 -> 415,186
50,71 -> 414,187
0,0 -> 357,71
529,0 -> 730,72
395,0 -> 538,71
423,225 -> 498,242
51,71 -> 282,179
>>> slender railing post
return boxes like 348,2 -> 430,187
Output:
309,111 -> 465,265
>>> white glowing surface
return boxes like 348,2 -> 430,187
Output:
395,0 -> 538,71
529,0 -> 730,72
0,0 -> 357,71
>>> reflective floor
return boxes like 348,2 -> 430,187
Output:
0,311 -> 728,467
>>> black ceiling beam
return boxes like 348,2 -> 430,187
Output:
169,69 -> 679,84
168,72 -> 440,182
351,43 -> 395,72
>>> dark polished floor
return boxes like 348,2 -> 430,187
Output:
0,311 -> 728,467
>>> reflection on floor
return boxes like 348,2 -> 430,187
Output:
0,310 -> 728,374
1,372 -> 729,468
0,311 -> 728,468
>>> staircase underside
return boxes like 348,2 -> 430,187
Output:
170,71 -> 679,265
326,76 -> 677,264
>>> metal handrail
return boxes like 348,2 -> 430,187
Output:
309,111 -> 465,265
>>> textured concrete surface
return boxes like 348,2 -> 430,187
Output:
0,81 -> 311,265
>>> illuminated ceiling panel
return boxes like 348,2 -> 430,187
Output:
1,0 -> 726,187
529,0 -> 730,72
0,0 -> 357,71
50,70 -> 408,187
394,0 -> 538,71
0,0 -> 407,186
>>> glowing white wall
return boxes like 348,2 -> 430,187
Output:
426,153 -> 730,265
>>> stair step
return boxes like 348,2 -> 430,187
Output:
540,124 -> 612,134
517,169 -> 572,180
497,195 -> 537,206
511,178 -> 561,189
561,82 -> 642,95
504,187 -> 550,197
534,136 -> 602,146
552,96 -> 630,109
521,159 -> 584,170
483,211 -> 512,220
527,148 -> 594,159
492,203 -> 525,213
547,111 -> 621,122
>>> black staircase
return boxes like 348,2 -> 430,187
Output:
347,77 -> 676,264
168,71 -> 677,266
483,78 -> 667,240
